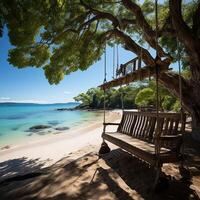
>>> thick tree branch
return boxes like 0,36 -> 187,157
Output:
98,30 -> 114,43
120,18 -> 136,29
81,2 -> 136,30
113,29 -> 155,65
96,28 -> 172,68
158,28 -> 176,37
158,16 -> 176,37
49,11 -> 114,44
169,0 -> 200,57
48,28 -> 79,45
169,0 -> 193,43
52,0 -> 172,69
79,0 -> 170,67
50,12 -> 135,47
93,27 -> 156,66
80,0 -> 120,28
121,0 -> 168,58
80,0 -> 168,60
169,0 -> 200,81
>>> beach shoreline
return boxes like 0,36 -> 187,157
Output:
0,110 -> 104,150
0,110 -> 121,167
0,103 -> 107,149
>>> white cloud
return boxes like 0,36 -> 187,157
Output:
64,91 -> 71,95
0,99 -> 48,104
15,100 -> 48,104
0,97 -> 11,100
0,97 -> 74,104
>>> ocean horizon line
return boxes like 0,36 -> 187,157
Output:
0,101 -> 79,105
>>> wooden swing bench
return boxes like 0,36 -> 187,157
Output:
102,111 -> 186,167
99,41 -> 185,187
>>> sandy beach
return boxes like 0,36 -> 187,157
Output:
0,110 -> 121,168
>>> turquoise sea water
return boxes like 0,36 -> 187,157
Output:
0,103 -> 102,148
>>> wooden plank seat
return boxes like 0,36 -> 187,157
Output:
102,111 -> 186,167
103,132 -> 181,165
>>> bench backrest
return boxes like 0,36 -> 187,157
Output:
117,111 -> 185,143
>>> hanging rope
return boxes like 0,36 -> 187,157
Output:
103,44 -> 107,128
177,40 -> 183,116
116,44 -> 124,111
104,45 -> 107,84
147,44 -> 151,81
155,0 -> 159,116
113,44 -> 115,79
99,43 -> 111,155
154,0 -> 161,157
138,21 -> 144,81
139,21 -> 144,69
121,87 -> 124,111
176,38 -> 186,165
116,44 -> 119,77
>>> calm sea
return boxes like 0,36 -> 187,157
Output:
0,103 -> 103,148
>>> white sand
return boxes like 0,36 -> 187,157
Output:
0,110 -> 121,166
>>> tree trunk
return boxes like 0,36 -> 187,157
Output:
189,82 -> 200,141
191,111 -> 200,141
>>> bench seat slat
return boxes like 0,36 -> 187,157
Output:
102,132 -> 180,165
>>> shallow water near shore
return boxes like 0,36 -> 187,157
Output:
0,103 -> 103,148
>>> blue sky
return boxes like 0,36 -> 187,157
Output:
0,28 -> 135,103
0,0 -> 183,104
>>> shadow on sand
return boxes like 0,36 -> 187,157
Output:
0,149 -> 199,200
0,157 -> 48,184
101,149 -> 199,200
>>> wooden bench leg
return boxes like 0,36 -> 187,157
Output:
153,162 -> 171,193
153,165 -> 161,189
153,161 -> 163,192
179,164 -> 191,183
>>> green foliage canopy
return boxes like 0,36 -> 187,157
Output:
135,88 -> 154,107
74,85 -> 140,109
0,0 -> 198,84
74,79 -> 179,111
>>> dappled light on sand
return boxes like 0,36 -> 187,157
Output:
0,147 -> 199,200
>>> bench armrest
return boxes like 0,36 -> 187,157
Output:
103,123 -> 120,126
103,123 -> 120,133
155,135 -> 182,155
159,134 -> 182,141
